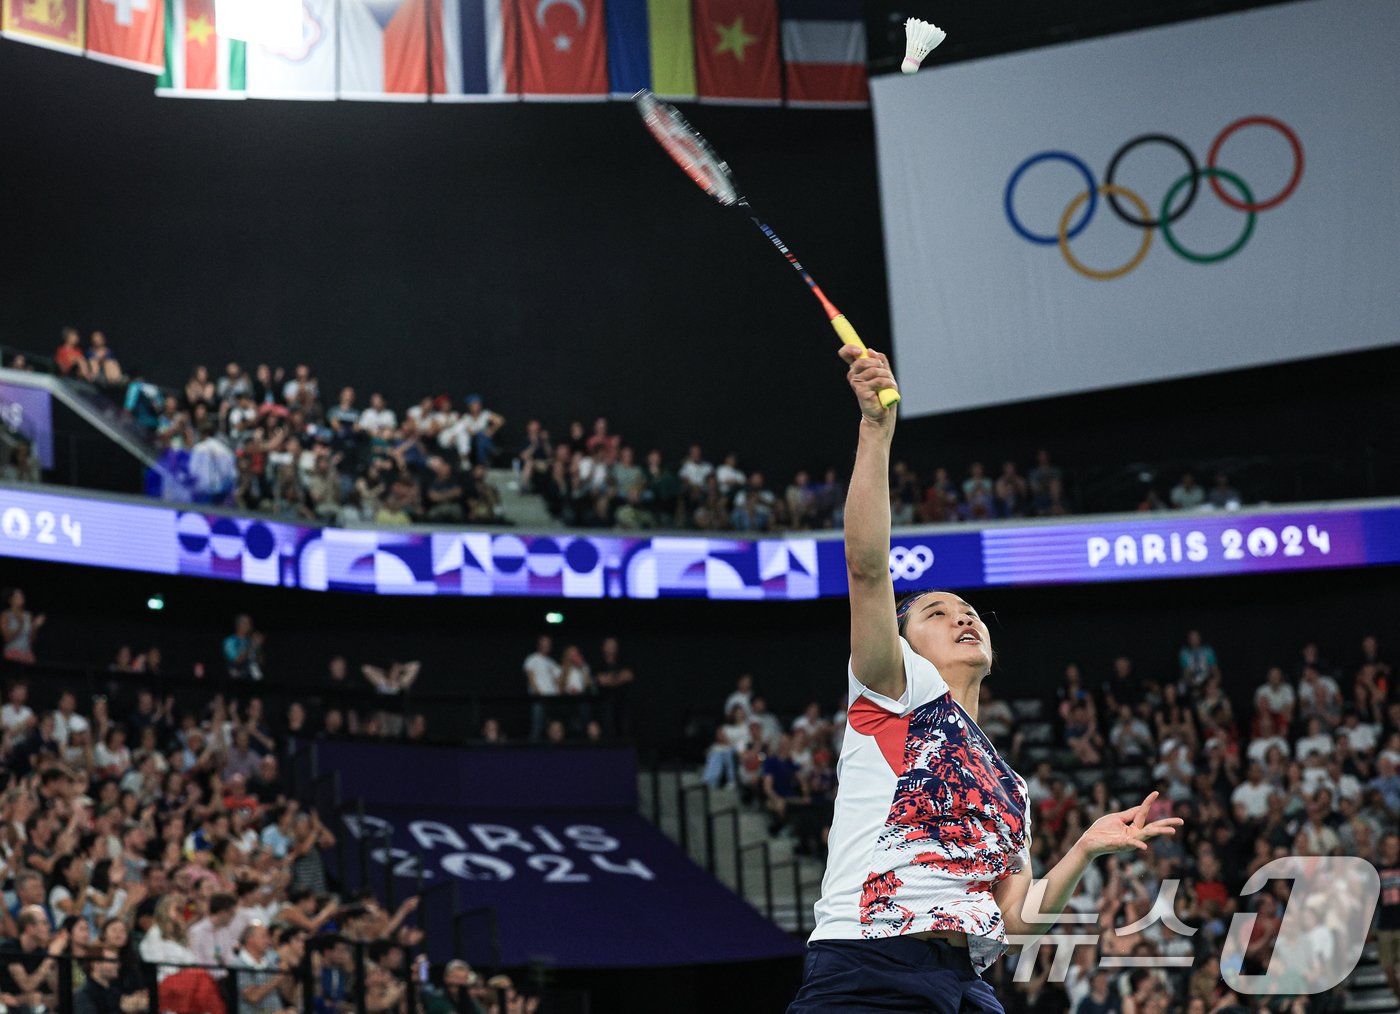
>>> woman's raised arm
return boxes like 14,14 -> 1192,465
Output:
839,345 -> 903,701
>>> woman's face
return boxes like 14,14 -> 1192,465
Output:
72,919 -> 91,946
901,592 -> 992,683
103,920 -> 128,948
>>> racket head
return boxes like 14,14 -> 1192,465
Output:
634,89 -> 741,206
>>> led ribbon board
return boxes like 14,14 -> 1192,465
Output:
2,485 -> 1397,598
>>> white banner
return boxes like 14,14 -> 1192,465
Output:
245,0 -> 338,99
870,0 -> 1400,416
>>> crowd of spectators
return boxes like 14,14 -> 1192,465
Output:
2,330 -> 1264,531
0,589 -> 554,1013
704,628 -> 1399,1013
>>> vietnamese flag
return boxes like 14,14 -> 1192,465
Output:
503,0 -> 608,98
693,0 -> 780,103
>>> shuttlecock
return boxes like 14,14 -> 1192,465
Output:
902,18 -> 946,74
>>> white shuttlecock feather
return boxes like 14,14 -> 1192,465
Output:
902,18 -> 947,74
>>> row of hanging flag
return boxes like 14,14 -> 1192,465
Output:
1,0 -> 869,106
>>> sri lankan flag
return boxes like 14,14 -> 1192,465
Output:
2,0 -> 85,53
156,0 -> 245,98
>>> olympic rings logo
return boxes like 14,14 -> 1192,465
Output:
889,545 -> 935,581
1003,116 -> 1303,280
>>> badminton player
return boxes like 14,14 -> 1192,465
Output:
788,346 -> 1182,1012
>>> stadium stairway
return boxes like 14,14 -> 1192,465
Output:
1343,945 -> 1392,1011
639,767 -> 826,935
490,468 -> 556,528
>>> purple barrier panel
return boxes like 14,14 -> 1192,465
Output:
0,383 -> 53,467
339,804 -> 804,968
319,742 -> 802,968
315,741 -> 638,810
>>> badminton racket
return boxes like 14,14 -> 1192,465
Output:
633,89 -> 899,410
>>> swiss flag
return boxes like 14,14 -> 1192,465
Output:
86,0 -> 166,74
504,0 -> 608,97
693,0 -> 780,103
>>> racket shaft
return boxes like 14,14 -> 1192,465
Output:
744,208 -> 900,409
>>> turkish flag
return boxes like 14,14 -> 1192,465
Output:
87,0 -> 166,74
504,0 -> 608,97
693,0 -> 780,102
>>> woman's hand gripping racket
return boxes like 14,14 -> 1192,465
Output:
633,89 -> 899,411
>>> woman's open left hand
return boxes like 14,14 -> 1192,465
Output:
1077,791 -> 1182,858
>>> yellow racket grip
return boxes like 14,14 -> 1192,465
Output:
830,314 -> 900,409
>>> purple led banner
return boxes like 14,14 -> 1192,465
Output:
2,484 -> 1398,597
979,507 -> 1391,585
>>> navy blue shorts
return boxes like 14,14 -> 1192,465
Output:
787,937 -> 1006,1013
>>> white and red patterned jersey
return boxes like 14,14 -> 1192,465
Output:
809,637 -> 1032,973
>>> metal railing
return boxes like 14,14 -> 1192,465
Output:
1,655 -> 631,749
646,758 -> 820,936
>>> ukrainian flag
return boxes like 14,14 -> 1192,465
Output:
607,0 -> 698,98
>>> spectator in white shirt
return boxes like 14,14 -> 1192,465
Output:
1245,711 -> 1290,765
1336,711 -> 1380,753
439,395 -> 504,466
51,691 -> 80,747
357,393 -> 397,432
188,893 -> 241,970
714,453 -> 746,496
1252,667 -> 1295,735
189,421 -> 238,505
1298,665 -> 1343,729
1326,758 -> 1363,803
791,702 -> 828,739
748,696 -> 783,753
559,645 -> 594,734
677,444 -> 713,491
1154,739 -> 1195,801
524,636 -> 562,741
1294,718 -> 1334,761
723,673 -> 753,720
281,364 -> 318,407
1230,762 -> 1275,819
1169,472 -> 1205,509
1,680 -> 35,735
1109,705 -> 1155,761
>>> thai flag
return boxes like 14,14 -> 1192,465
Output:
438,0 -> 512,100
780,0 -> 868,107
